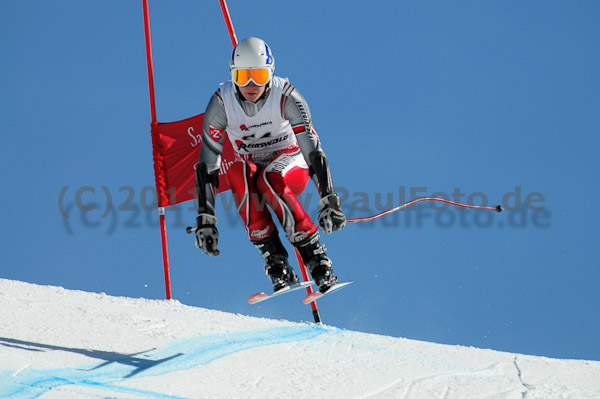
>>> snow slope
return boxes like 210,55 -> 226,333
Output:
1,279 -> 598,399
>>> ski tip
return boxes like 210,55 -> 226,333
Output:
303,292 -> 322,305
248,293 -> 268,304
248,281 -> 314,304
303,280 -> 354,304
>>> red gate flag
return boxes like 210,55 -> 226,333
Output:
150,113 -> 235,208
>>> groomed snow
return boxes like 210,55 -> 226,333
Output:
1,279 -> 598,399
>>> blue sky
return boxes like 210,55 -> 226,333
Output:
1,1 -> 599,360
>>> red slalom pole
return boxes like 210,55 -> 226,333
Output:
142,0 -> 157,123
218,0 -> 238,46
142,0 -> 172,300
295,249 -> 322,324
158,211 -> 172,300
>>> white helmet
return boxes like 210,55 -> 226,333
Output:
229,37 -> 275,86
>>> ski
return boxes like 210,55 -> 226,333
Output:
248,280 -> 314,304
303,280 -> 354,305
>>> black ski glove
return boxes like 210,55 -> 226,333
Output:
195,214 -> 220,256
317,194 -> 346,234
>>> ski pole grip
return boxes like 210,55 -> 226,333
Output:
186,226 -> 197,234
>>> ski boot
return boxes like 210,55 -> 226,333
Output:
254,232 -> 299,292
294,232 -> 338,293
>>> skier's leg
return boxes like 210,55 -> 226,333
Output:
227,159 -> 296,291
294,231 -> 338,292
227,159 -> 277,241
256,146 -> 317,243
253,230 -> 299,291
256,146 -> 337,292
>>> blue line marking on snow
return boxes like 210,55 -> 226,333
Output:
0,325 -> 334,399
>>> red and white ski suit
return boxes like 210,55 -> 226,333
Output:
196,76 -> 335,244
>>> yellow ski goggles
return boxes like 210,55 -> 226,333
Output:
232,68 -> 271,87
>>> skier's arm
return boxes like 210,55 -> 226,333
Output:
195,90 -> 227,255
196,90 -> 227,216
283,86 -> 346,233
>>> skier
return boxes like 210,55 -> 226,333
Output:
194,37 -> 346,293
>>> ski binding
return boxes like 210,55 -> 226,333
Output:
303,280 -> 354,305
248,280 -> 314,304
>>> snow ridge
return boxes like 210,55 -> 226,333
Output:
1,279 -> 599,399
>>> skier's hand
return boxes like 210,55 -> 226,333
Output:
317,194 -> 346,234
195,214 -> 220,256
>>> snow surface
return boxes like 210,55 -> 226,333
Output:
1,279 -> 599,399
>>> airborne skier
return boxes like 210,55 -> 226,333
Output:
194,37 -> 346,293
